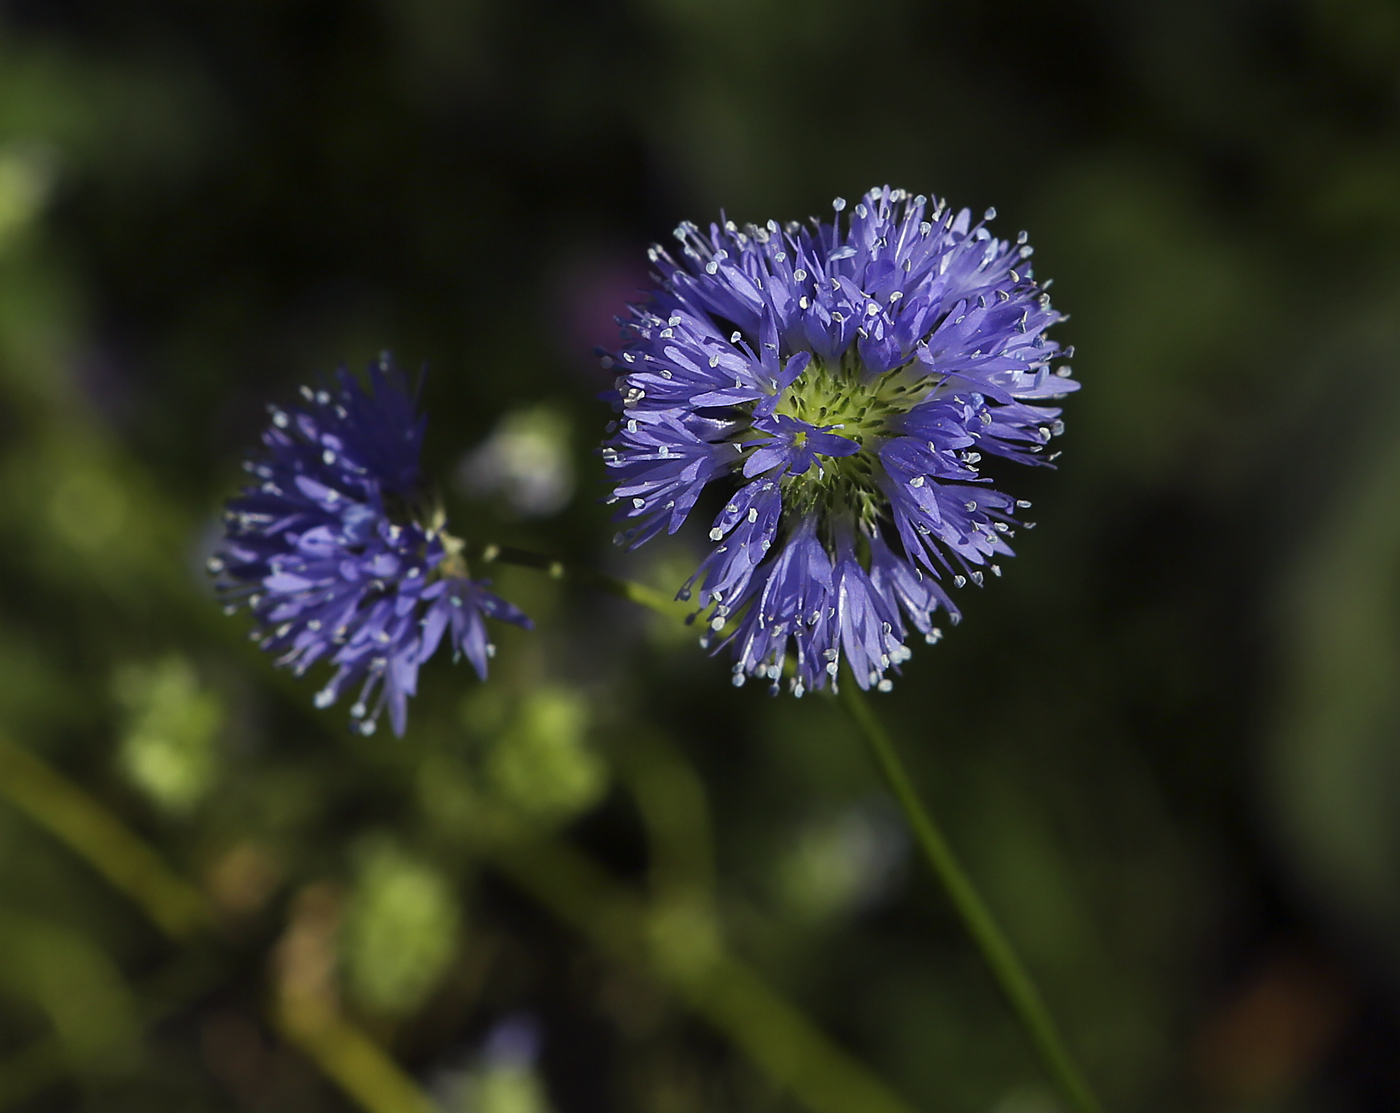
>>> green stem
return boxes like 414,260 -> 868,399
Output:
483,545 -> 1101,1111
0,736 -> 210,941
463,798 -> 920,1113
838,681 -> 1102,1113
466,541 -> 685,619
0,947 -> 230,1111
0,732 -> 442,1113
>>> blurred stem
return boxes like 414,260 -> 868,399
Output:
467,541 -> 686,619
478,552 -> 1096,1110
276,996 -> 438,1113
0,731 -> 442,1113
616,731 -> 716,901
0,734 -> 209,940
471,547 -> 1096,1111
838,682 -> 1102,1113
0,944 -> 230,1110
465,802 -> 919,1113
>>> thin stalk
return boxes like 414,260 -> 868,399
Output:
483,546 -> 1101,1112
0,947 -> 231,1111
0,729 -> 911,1113
275,995 -> 438,1113
0,736 -> 210,941
0,732 -> 441,1113
838,681 -> 1102,1113
466,541 -> 684,619
464,799 -> 919,1113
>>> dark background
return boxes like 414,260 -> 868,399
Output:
1,1 -> 1400,1111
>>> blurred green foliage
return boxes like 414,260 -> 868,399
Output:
113,656 -> 223,815
481,688 -> 605,824
344,839 -> 461,1019
0,0 -> 1397,1111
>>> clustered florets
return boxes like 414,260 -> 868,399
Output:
601,186 -> 1078,694
213,356 -> 530,736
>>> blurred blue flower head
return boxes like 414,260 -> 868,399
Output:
602,186 -> 1077,695
212,355 -> 531,736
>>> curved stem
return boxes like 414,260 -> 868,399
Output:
0,732 -> 441,1113
0,736 -> 210,941
838,681 -> 1102,1113
457,789 -> 920,1113
466,541 -> 685,620
481,544 -> 1102,1111
617,730 -> 717,902
482,542 -> 1102,1109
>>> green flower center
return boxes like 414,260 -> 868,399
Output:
768,351 -> 926,527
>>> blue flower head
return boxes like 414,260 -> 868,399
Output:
212,355 -> 532,736
601,186 -> 1077,695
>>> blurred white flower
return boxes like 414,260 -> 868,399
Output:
776,803 -> 907,922
456,407 -> 574,518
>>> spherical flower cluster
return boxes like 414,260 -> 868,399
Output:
213,356 -> 531,736
601,186 -> 1077,694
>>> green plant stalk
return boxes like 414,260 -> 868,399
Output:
0,727 -> 913,1113
0,736 -> 210,941
468,541 -> 686,618
276,996 -> 439,1113
476,548 -> 1102,1111
0,732 -> 440,1113
0,946 -> 230,1111
838,681 -> 1101,1113
467,805 -> 919,1113
482,547 -> 1103,1110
